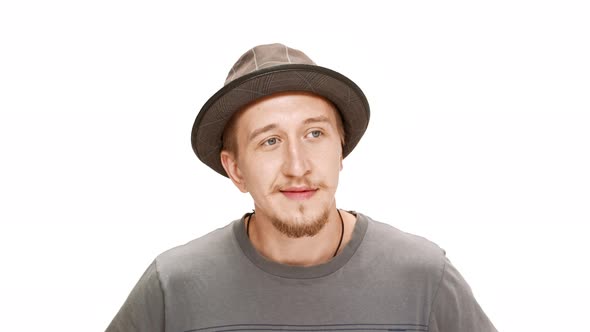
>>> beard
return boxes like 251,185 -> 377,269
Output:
251,178 -> 337,238
268,203 -> 331,238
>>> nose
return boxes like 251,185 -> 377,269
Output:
281,140 -> 311,177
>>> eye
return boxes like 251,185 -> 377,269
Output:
264,137 -> 278,146
308,130 -> 322,138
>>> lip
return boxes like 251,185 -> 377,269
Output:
280,188 -> 318,200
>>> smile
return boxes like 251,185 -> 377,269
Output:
280,188 -> 318,200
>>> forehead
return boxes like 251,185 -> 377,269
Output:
235,92 -> 339,133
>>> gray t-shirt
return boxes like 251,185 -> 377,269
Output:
106,213 -> 497,332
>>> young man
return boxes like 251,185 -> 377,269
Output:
106,43 -> 497,332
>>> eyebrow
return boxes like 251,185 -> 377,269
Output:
248,123 -> 278,142
303,115 -> 331,125
248,116 -> 333,142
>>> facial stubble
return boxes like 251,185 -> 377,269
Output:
269,202 -> 331,238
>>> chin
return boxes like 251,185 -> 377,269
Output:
269,203 -> 332,238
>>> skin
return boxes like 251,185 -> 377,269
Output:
220,92 -> 357,267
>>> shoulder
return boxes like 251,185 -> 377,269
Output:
152,220 -> 239,279
362,213 -> 446,259
357,213 -> 447,277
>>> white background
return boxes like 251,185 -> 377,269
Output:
1,1 -> 588,331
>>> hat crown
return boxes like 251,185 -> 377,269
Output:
224,43 -> 316,85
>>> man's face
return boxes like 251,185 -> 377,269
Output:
221,92 -> 344,238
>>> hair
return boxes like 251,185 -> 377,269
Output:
221,94 -> 346,158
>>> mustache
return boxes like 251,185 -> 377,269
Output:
272,180 -> 328,192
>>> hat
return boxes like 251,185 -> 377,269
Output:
191,43 -> 370,177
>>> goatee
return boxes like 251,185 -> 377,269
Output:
270,205 -> 330,238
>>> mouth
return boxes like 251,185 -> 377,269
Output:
279,187 -> 318,201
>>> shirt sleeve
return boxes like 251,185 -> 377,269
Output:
106,260 -> 166,332
428,257 -> 497,332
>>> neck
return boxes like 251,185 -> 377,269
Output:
246,206 -> 356,266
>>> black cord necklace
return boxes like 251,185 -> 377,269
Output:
246,209 -> 345,258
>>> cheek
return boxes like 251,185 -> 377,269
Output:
311,147 -> 342,179
243,155 -> 282,192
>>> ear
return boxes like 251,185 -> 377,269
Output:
220,150 -> 248,193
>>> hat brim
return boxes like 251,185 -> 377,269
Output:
191,64 -> 370,177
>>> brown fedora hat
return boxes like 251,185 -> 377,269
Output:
191,43 -> 370,177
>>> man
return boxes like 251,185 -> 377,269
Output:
107,43 -> 497,332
